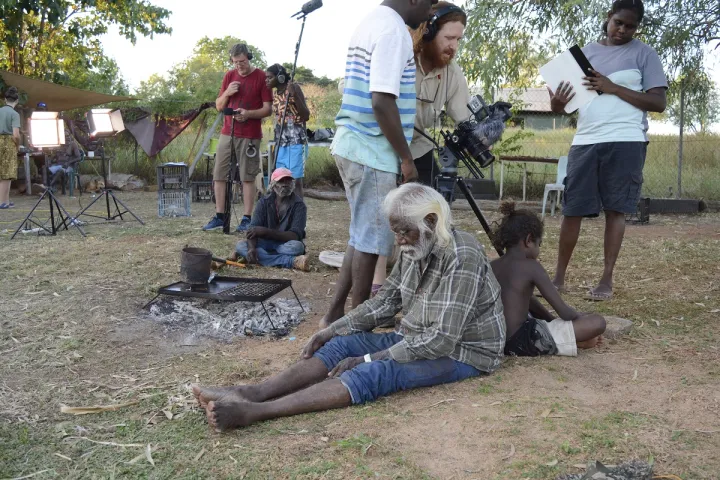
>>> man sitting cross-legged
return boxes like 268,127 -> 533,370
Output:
193,183 -> 506,432
233,168 -> 309,271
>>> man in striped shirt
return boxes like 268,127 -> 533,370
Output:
195,184 -> 506,431
320,0 -> 437,329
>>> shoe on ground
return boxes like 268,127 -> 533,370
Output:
202,216 -> 224,231
292,255 -> 310,272
235,216 -> 251,232
0,203 -> 9,209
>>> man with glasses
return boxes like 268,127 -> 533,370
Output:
410,2 -> 471,186
203,43 -> 272,232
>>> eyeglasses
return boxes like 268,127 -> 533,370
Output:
417,79 -> 440,105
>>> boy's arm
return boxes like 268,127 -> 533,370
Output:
529,296 -> 554,321
532,261 -> 578,320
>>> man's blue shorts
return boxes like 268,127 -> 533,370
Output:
276,144 -> 308,179
314,332 -> 481,404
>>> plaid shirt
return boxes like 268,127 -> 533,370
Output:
330,230 -> 506,372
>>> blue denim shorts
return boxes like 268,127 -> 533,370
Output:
334,155 -> 397,257
314,332 -> 482,404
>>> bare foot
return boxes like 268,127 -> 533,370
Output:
191,384 -> 253,409
206,401 -> 254,432
318,307 -> 344,329
577,335 -> 603,349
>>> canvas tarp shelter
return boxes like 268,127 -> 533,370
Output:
0,70 -> 133,111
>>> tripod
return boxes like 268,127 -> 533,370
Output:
11,187 -> 86,239
223,115 -> 240,234
74,146 -> 144,225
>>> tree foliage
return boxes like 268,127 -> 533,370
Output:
280,63 -> 335,88
0,0 -> 171,95
665,73 -> 720,133
461,0 -> 720,97
135,36 -> 267,117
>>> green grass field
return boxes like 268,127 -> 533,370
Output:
100,122 -> 720,201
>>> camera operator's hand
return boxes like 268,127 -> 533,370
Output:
400,159 -> 418,184
547,81 -> 576,114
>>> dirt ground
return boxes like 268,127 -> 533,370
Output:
1,191 -> 719,480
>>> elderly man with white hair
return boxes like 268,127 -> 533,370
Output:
193,183 -> 505,432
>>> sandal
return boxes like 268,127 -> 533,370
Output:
584,286 -> 613,301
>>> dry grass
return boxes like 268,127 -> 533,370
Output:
1,191 -> 719,479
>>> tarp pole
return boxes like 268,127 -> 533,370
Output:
189,112 -> 222,177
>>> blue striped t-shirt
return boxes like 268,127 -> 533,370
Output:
331,6 -> 416,175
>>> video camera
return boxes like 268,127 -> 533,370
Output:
436,94 -> 512,179
430,95 -> 512,257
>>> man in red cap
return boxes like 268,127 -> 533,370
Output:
232,168 -> 309,271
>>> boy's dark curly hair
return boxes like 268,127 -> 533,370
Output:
492,201 -> 544,253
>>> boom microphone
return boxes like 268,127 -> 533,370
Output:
292,0 -> 322,18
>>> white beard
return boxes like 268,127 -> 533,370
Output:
400,232 -> 435,261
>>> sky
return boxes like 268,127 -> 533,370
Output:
100,0 -> 720,135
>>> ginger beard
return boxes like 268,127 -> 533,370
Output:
425,38 -> 455,68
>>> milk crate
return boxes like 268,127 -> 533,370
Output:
156,163 -> 189,190
158,189 -> 191,217
192,181 -> 213,203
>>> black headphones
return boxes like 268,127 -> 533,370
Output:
277,67 -> 287,85
423,5 -> 465,42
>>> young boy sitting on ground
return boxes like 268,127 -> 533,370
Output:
490,202 -> 606,356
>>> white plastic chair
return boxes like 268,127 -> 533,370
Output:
542,156 -> 568,219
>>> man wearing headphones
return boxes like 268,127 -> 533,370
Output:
410,1 -> 471,186
203,43 -> 273,232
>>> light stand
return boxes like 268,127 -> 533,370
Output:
12,113 -> 86,239
273,0 -> 322,166
74,109 -> 144,225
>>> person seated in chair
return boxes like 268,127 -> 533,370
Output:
194,184 -> 506,432
48,127 -> 81,193
233,168 -> 309,271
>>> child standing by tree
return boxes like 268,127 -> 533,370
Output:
491,202 -> 606,356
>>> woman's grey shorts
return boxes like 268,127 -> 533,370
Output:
562,142 -> 647,217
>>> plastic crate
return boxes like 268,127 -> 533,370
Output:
157,163 -> 189,190
192,181 -> 213,203
158,189 -> 191,217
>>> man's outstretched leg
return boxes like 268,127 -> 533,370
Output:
193,357 -> 329,408
207,378 -> 351,431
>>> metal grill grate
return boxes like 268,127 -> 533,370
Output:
219,282 -> 286,299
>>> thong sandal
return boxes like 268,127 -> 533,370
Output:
584,288 -> 613,301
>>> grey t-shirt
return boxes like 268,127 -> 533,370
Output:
574,39 -> 668,145
0,105 -> 20,136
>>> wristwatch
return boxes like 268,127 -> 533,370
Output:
363,353 -> 372,363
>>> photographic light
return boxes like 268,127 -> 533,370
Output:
87,108 -> 125,137
29,111 -> 65,148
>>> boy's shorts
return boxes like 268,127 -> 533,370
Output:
505,315 -> 577,357
563,141 -> 647,217
276,144 -> 308,179
213,134 -> 261,182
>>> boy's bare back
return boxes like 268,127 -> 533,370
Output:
491,255 -> 538,337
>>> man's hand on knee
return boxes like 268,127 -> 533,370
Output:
302,327 -> 334,359
329,356 -> 364,378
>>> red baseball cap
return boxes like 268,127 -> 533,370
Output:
271,168 -> 294,182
